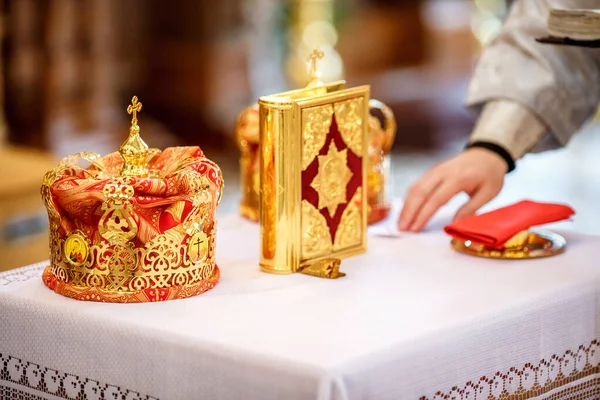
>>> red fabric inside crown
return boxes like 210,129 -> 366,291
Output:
50,146 -> 222,246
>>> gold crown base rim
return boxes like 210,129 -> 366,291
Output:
42,265 -> 220,303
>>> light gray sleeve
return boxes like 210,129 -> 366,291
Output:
469,100 -> 546,160
467,0 -> 600,148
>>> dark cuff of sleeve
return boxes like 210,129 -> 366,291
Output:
465,141 -> 516,173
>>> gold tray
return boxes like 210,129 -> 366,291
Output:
451,230 -> 566,259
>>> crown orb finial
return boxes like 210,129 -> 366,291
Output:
120,96 -> 150,177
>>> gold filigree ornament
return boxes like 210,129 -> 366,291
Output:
41,96 -> 223,303
334,97 -> 364,156
333,187 -> 363,250
181,170 -> 214,235
59,152 -> 105,172
302,105 -> 333,171
98,179 -> 138,245
301,200 -> 333,259
310,142 -> 353,218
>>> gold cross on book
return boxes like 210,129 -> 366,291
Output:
307,48 -> 324,87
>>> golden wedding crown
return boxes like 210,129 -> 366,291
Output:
41,96 -> 224,303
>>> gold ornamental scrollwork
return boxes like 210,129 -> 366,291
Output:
59,152 -> 105,171
98,179 -> 138,245
41,172 -> 60,224
144,234 -> 184,273
333,187 -> 363,251
50,226 -> 217,294
301,200 -> 333,259
301,104 -> 333,171
334,97 -> 364,156
310,142 -> 353,218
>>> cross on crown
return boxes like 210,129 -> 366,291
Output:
127,96 -> 143,127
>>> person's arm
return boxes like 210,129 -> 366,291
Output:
398,0 -> 600,232
467,0 -> 600,148
468,100 -> 546,162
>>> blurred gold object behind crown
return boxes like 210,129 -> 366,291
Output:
236,51 -> 397,225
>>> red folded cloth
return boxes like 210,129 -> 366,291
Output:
444,200 -> 575,249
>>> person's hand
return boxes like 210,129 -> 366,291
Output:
398,148 -> 507,232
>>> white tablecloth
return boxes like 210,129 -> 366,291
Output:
1,211 -> 599,400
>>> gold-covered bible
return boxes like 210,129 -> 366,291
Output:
259,51 -> 370,274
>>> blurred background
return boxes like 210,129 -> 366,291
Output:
1,0 -> 598,270
2,0 -> 502,153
